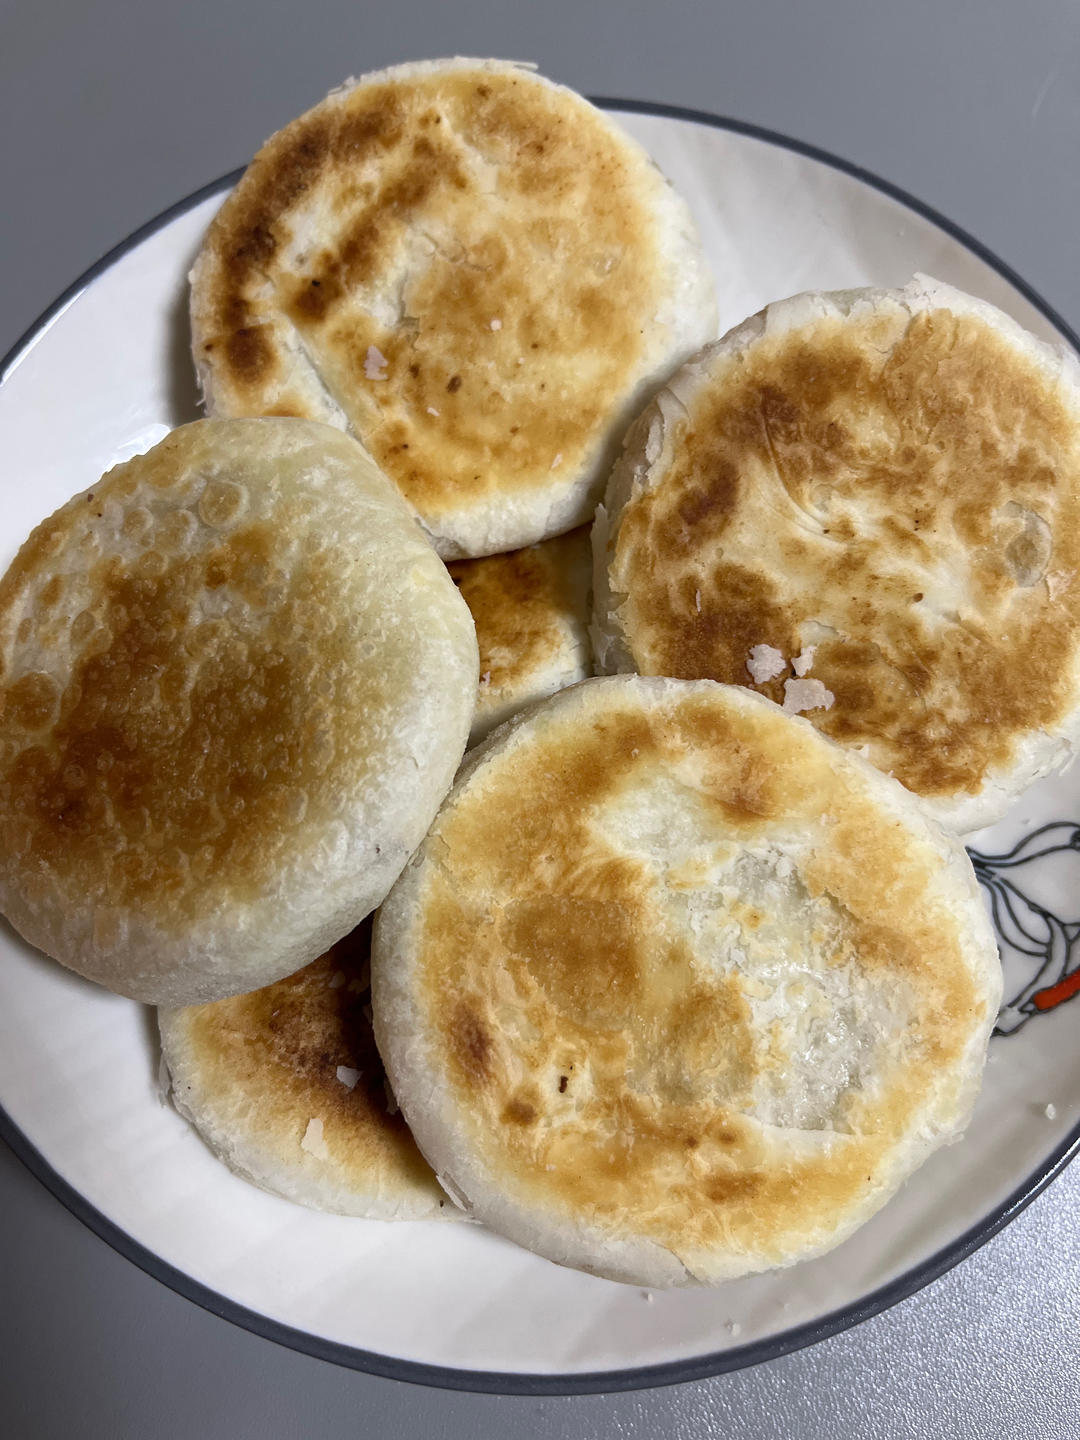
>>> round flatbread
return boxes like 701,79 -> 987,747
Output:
372,675 -> 1001,1287
190,58 -> 717,559
449,524 -> 592,743
0,418 -> 477,1005
160,921 -> 453,1219
594,277 -> 1080,833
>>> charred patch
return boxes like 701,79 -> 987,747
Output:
224,325 -> 276,386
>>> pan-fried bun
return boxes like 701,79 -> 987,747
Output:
160,921 -> 453,1219
0,418 -> 477,1006
594,277 -> 1080,833
372,676 -> 1001,1287
449,524 -> 592,743
190,58 -> 716,559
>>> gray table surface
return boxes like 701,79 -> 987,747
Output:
2,2 -> 1079,1436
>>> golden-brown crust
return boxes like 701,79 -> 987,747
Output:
163,924 -> 446,1211
375,677 -> 999,1280
1,520 -> 347,918
604,291 -> 1080,818
191,60 -> 715,555
448,525 -> 592,737
0,418 -> 478,1004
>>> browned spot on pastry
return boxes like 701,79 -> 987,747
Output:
503,1096 -> 537,1125
451,1001 -> 493,1086
224,326 -> 276,386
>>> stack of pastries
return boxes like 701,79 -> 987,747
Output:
5,58 -> 1080,1286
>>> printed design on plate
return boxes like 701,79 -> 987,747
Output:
968,823 -> 1080,1035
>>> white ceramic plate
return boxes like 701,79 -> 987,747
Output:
2,102 -> 1080,1395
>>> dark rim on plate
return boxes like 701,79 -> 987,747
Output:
2,98 -> 1080,1397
